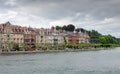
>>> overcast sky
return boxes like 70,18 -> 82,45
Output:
0,0 -> 120,38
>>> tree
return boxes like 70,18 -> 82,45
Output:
62,25 -> 68,31
13,43 -> 19,51
75,28 -> 85,33
4,42 -> 14,51
99,35 -> 107,44
99,35 -> 119,44
55,26 -> 62,30
67,24 -> 75,32
62,24 -> 75,32
87,30 -> 101,43
20,44 -> 28,51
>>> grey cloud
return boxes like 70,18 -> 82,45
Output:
14,0 -> 120,20
1,0 -> 119,20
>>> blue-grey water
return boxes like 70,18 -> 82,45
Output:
0,47 -> 120,74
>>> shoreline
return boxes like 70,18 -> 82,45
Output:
0,47 -> 115,55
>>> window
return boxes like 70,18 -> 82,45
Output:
54,39 -> 58,41
41,36 -> 43,38
76,40 -> 79,44
69,40 -> 72,42
24,39 -> 29,42
31,39 -> 34,42
76,40 -> 79,42
7,35 -> 9,37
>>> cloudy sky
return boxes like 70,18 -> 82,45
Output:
0,0 -> 120,38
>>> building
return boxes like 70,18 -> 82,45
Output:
24,26 -> 36,50
66,34 -> 80,44
36,28 -> 64,46
66,32 -> 90,44
36,28 -> 48,46
47,34 -> 64,45
79,31 -> 90,43
0,22 -> 24,51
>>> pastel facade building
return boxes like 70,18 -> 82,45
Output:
36,28 -> 48,45
36,28 -> 64,46
47,34 -> 64,45
0,22 -> 24,50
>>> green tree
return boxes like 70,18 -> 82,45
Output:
99,35 -> 107,44
20,44 -> 28,51
13,43 -> 19,51
4,42 -> 14,51
55,26 -> 62,30
99,35 -> 119,44
87,30 -> 101,43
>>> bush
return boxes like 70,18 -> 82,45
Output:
66,44 -> 73,48
42,47 -> 47,50
13,43 -> 20,51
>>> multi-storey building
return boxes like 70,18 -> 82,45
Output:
47,34 -> 64,45
24,27 -> 36,50
36,28 -> 47,46
66,34 -> 80,44
66,32 -> 90,44
36,28 -> 64,46
79,31 -> 90,43
0,22 -> 24,51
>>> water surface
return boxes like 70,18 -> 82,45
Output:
0,47 -> 120,74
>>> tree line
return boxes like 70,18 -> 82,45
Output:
87,30 -> 120,44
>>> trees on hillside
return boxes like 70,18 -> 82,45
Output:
87,30 -> 120,44
62,24 -> 75,32
87,30 -> 101,43
67,24 -> 75,32
55,26 -> 62,30
99,35 -> 118,44
75,28 -> 85,33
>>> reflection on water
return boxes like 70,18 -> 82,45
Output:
0,47 -> 120,74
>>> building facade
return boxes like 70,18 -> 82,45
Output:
47,34 -> 64,45
66,32 -> 90,44
24,27 -> 36,50
36,28 -> 64,46
0,22 -> 24,51
36,28 -> 48,46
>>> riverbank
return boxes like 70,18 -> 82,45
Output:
0,47 -> 115,54
1,43 -> 120,55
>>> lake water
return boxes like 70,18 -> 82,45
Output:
0,47 -> 120,74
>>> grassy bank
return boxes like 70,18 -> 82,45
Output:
1,43 -> 120,54
65,43 -> 120,49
